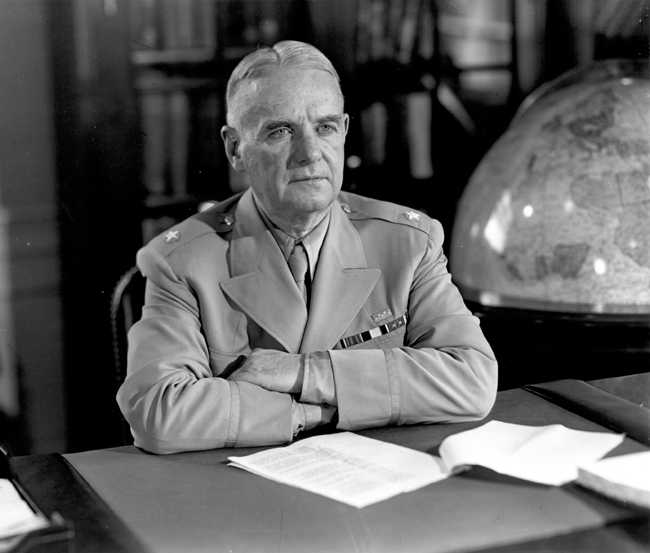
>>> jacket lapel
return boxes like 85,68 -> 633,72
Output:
300,203 -> 381,353
220,190 -> 308,353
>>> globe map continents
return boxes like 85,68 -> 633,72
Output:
450,60 -> 650,314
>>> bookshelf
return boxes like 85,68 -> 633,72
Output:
128,0 -> 223,243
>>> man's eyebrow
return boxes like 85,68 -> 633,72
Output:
263,119 -> 293,132
318,114 -> 343,125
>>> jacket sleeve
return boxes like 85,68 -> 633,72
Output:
116,247 -> 293,454
301,220 -> 498,431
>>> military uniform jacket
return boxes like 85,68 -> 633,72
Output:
117,189 -> 498,454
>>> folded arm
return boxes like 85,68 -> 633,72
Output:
117,249 -> 302,454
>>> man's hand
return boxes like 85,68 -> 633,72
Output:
226,349 -> 304,394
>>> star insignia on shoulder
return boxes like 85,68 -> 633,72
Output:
163,230 -> 180,243
404,210 -> 421,222
341,204 -> 352,214
223,214 -> 235,226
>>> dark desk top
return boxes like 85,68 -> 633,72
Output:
14,384 -> 650,553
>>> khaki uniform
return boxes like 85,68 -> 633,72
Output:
117,189 -> 497,454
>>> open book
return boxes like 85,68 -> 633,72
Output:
436,421 -> 624,486
229,421 -> 624,508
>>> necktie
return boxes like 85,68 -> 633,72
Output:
288,241 -> 310,304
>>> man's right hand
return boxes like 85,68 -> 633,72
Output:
225,349 -> 304,395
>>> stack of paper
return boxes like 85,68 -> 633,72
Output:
577,451 -> 650,509
230,432 -> 447,508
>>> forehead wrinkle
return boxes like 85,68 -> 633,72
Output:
318,114 -> 344,125
230,69 -> 344,130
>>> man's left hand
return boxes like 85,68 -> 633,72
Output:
226,349 -> 304,394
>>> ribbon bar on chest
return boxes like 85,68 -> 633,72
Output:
339,314 -> 409,349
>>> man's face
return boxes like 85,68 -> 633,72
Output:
227,68 -> 349,222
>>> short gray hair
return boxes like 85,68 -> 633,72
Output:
225,40 -> 343,126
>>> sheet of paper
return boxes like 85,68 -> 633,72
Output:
439,421 -> 625,485
0,479 -> 49,540
228,432 -> 447,508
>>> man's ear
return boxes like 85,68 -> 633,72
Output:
220,125 -> 246,173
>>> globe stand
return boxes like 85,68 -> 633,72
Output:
467,301 -> 650,390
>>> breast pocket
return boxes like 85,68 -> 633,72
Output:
344,325 -> 406,350
339,313 -> 408,351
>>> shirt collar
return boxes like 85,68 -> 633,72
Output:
252,194 -> 331,280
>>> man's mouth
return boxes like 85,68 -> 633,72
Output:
290,176 -> 327,184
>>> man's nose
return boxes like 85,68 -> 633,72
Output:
292,130 -> 322,166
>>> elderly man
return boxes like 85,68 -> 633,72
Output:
117,41 -> 497,454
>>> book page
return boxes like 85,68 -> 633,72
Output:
439,421 -> 625,485
229,432 -> 447,508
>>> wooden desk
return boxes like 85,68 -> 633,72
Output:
13,386 -> 650,553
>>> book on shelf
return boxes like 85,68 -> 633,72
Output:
169,91 -> 189,198
405,92 -> 433,179
398,0 -> 422,64
140,91 -> 168,197
140,88 -> 192,199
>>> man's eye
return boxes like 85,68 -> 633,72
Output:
269,127 -> 291,138
318,124 -> 336,135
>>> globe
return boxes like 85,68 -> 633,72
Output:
449,60 -> 650,388
450,59 -> 650,315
